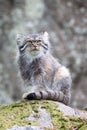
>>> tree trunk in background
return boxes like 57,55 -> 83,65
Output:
0,0 -> 87,109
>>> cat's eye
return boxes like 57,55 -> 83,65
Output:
38,40 -> 42,42
37,40 -> 41,42
35,39 -> 41,42
26,41 -> 32,44
24,41 -> 32,48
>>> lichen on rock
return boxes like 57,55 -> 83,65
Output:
0,100 -> 87,130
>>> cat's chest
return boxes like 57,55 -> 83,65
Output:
29,66 -> 53,87
26,60 -> 53,86
28,63 -> 42,81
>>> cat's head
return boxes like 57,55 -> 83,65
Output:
16,32 -> 50,58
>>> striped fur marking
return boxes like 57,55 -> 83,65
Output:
19,43 -> 28,52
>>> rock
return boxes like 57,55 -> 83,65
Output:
0,0 -> 87,110
7,125 -> 43,130
0,100 -> 87,130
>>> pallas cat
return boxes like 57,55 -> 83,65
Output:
16,32 -> 72,105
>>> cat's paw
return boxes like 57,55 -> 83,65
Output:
22,92 -> 29,99
22,92 -> 37,100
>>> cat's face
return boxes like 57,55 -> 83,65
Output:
16,32 -> 50,58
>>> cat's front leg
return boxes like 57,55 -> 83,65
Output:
23,92 -> 41,100
22,85 -> 42,100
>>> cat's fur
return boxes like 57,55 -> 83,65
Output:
16,32 -> 72,105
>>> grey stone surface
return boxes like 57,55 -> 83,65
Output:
7,125 -> 43,130
57,102 -> 87,118
26,107 -> 53,129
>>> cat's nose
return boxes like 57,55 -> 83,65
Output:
33,43 -> 37,47
34,45 -> 37,47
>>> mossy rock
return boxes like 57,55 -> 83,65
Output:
0,100 -> 87,130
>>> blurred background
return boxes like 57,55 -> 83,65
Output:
0,0 -> 87,109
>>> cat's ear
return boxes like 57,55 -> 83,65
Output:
16,34 -> 22,46
44,32 -> 49,41
43,32 -> 49,38
41,31 -> 49,41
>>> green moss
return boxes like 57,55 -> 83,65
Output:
0,101 -> 37,130
29,100 -> 87,130
79,125 -> 87,130
0,100 -> 87,130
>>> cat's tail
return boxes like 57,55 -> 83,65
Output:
23,90 -> 70,105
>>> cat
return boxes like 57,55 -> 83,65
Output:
16,32 -> 72,105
